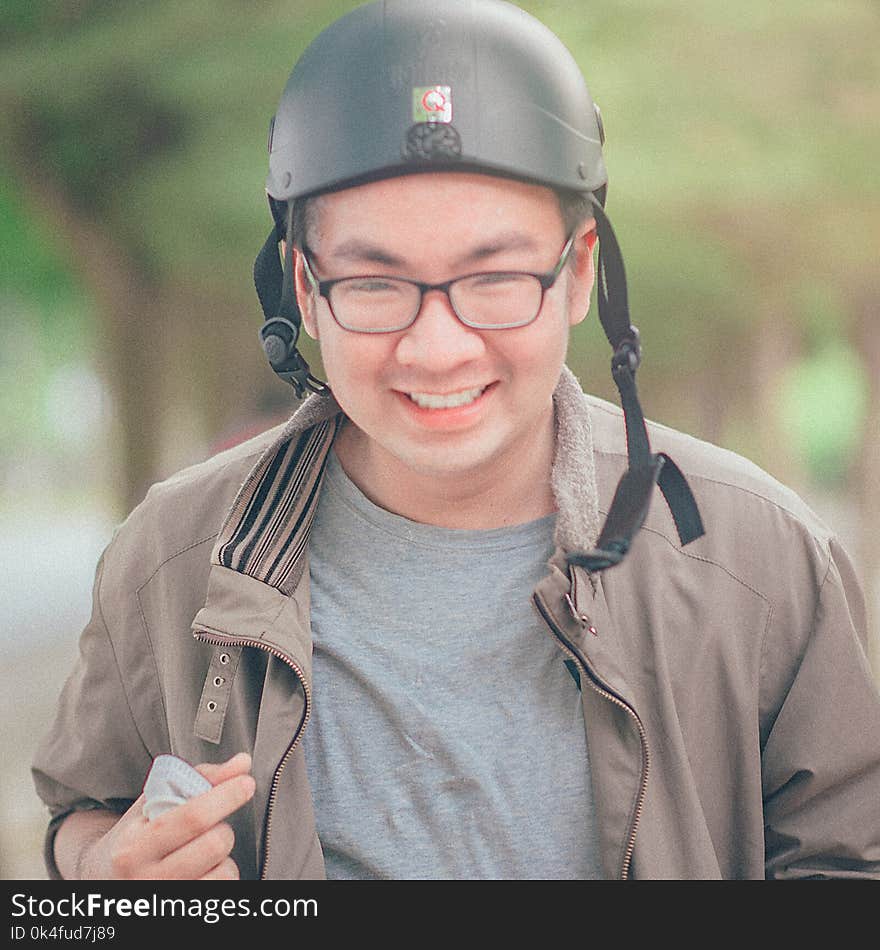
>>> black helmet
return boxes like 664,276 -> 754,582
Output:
253,0 -> 704,570
265,0 -> 606,204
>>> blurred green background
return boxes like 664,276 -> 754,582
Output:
1,0 -> 877,878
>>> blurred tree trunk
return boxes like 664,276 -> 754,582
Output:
153,277 -> 286,479
748,302 -> 805,489
695,330 -> 749,449
102,277 -> 167,516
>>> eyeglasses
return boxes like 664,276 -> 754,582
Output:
301,232 -> 577,333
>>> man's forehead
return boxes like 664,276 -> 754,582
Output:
306,170 -> 565,260
318,168 -> 555,207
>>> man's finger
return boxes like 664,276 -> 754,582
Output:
148,772 -> 256,856
200,857 -> 241,881
196,752 -> 253,786
157,820 -> 237,880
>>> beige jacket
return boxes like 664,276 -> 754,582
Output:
32,367 -> 880,879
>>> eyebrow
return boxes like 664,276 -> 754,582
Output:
328,240 -> 406,268
325,231 -> 545,272
460,232 -> 544,267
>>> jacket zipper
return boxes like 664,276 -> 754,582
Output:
193,629 -> 311,881
533,592 -> 650,880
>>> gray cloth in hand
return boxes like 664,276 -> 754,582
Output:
142,754 -> 211,821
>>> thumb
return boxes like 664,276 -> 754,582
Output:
196,752 -> 253,787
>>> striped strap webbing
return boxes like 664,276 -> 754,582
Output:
214,416 -> 341,595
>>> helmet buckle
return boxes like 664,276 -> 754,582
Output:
611,328 -> 642,376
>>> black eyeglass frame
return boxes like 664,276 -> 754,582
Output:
300,231 -> 578,333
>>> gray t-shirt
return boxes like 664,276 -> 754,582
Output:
303,450 -> 603,879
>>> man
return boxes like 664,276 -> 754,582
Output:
33,0 -> 880,880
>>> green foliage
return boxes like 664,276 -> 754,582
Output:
0,164 -> 94,450
0,170 -> 77,306
0,0 -> 129,47
0,0 -> 363,286
780,341 -> 869,486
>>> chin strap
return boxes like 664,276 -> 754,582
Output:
253,217 -> 327,399
566,195 -> 705,573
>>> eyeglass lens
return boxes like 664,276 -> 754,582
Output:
330,273 -> 544,331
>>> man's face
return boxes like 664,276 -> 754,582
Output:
293,171 -> 596,487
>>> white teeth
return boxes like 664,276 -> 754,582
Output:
407,386 -> 486,409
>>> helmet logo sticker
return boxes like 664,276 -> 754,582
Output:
413,85 -> 452,123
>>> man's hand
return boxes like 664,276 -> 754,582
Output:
66,752 -> 256,880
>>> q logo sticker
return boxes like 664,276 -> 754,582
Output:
413,85 -> 453,123
422,88 -> 447,112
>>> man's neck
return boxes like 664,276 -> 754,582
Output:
331,413 -> 557,531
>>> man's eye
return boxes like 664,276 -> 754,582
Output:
468,273 -> 531,291
344,279 -> 403,294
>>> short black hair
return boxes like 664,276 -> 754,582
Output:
288,196 -> 318,252
556,187 -> 596,237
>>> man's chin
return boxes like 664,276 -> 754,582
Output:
384,435 -> 509,482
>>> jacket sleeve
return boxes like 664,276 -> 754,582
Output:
762,538 -> 880,879
31,548 -> 155,879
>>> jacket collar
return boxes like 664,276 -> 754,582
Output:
210,363 -> 602,595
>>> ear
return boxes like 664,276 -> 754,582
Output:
290,241 -> 319,340
290,243 -> 320,340
566,218 -> 598,328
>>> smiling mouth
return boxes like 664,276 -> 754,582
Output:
404,385 -> 488,410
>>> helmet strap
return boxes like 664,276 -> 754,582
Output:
565,196 -> 705,573
253,220 -> 326,399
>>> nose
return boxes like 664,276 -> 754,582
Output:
393,288 -> 486,370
